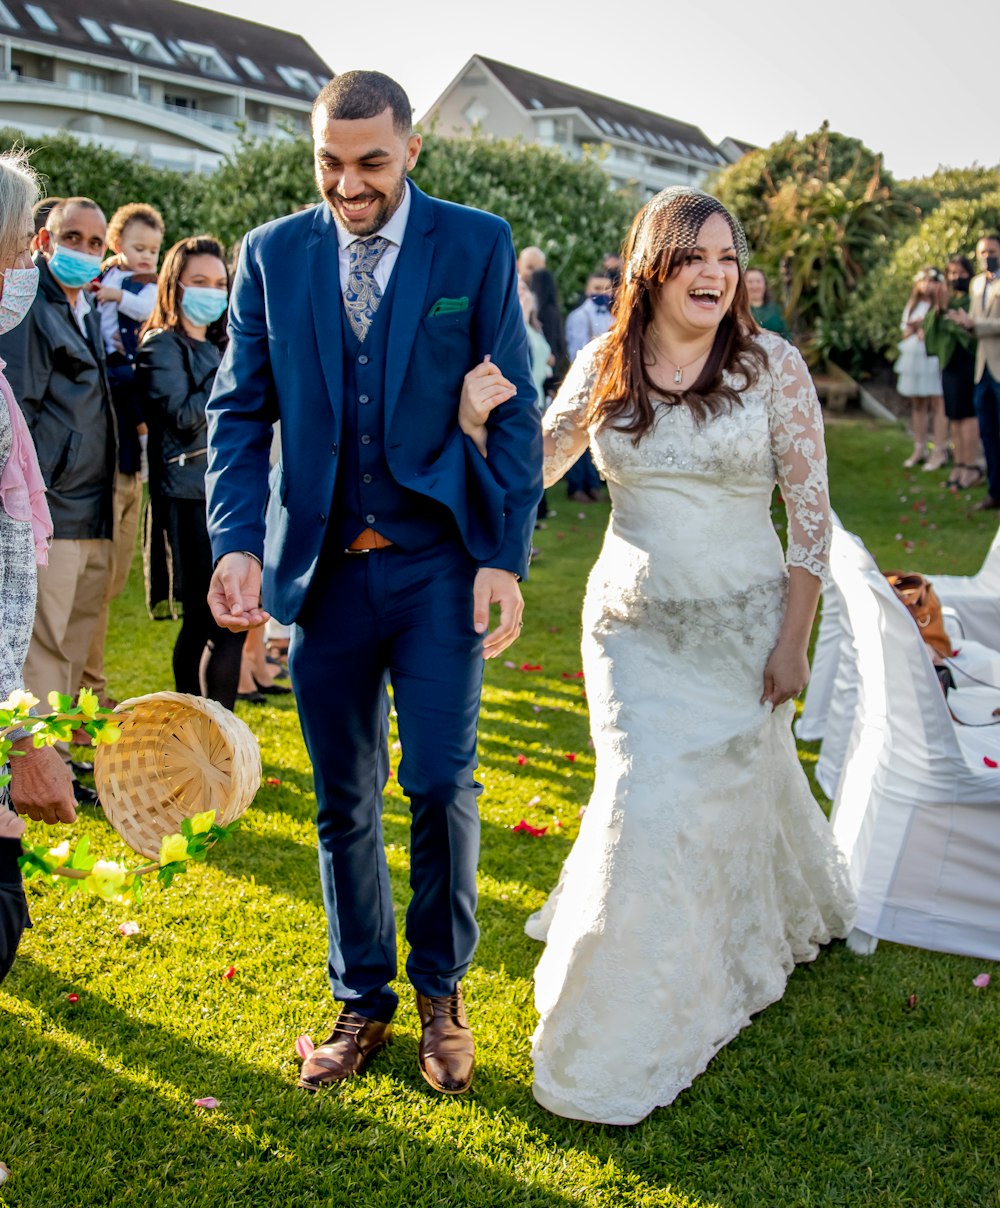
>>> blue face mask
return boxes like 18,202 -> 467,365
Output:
589,293 -> 612,310
47,244 -> 102,289
181,285 -> 228,326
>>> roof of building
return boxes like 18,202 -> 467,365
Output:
477,56 -> 727,167
721,136 -> 759,157
0,0 -> 333,100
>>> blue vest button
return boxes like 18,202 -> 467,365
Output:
365,514 -> 375,524
358,354 -> 369,365
359,394 -> 370,404
362,473 -> 372,484
318,512 -> 326,523
360,434 -> 371,445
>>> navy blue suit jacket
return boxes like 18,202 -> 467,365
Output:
206,183 -> 543,623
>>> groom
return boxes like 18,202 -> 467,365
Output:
205,71 -> 541,1093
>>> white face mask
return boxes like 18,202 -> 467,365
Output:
0,265 -> 39,334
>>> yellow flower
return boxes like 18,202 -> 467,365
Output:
189,809 -> 216,835
84,860 -> 130,901
159,832 -> 189,867
93,723 -> 121,745
47,690 -> 62,711
1,689 -> 38,712
77,688 -> 100,720
46,841 -> 71,867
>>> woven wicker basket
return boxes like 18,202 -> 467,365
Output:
94,691 -> 261,859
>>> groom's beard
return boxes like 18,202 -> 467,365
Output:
322,171 -> 407,238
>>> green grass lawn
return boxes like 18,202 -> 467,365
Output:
2,416 -> 1000,1207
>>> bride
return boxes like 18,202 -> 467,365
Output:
461,188 -> 855,1125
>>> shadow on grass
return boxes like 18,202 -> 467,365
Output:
0,958 -> 584,1208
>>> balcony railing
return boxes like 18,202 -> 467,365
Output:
0,71 -> 303,141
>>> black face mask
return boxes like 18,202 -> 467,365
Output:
986,254 -> 1000,274
951,276 -> 971,294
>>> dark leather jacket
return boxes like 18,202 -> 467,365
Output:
137,329 -> 221,500
0,254 -> 115,539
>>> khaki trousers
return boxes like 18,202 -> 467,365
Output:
23,537 -> 112,707
81,471 -> 143,696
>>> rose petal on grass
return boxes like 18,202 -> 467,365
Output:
503,660 -> 516,669
984,757 -> 998,769
516,754 -> 527,765
973,973 -> 991,988
564,752 -> 578,762
527,795 -> 541,807
194,1097 -> 219,1110
520,663 -> 542,672
905,993 -> 918,1010
512,819 -> 547,837
0,1161 -> 9,1185
531,705 -> 542,713
117,921 -> 140,937
295,1034 -> 315,1060
67,993 -> 79,1004
265,777 -> 281,786
222,966 -> 235,980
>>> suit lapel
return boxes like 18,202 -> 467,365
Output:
384,185 -> 435,433
307,205 -> 345,419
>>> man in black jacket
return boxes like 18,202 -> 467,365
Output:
0,199 -> 116,792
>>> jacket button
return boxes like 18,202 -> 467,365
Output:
362,473 -> 372,484
365,514 -> 375,524
360,434 -> 371,445
358,354 -> 369,365
359,394 -> 369,404
330,443 -> 337,455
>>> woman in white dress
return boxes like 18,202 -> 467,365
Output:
461,188 -> 855,1125
896,267 -> 947,471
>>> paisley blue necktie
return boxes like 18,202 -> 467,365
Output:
344,235 -> 390,342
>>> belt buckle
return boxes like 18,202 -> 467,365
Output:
343,546 -> 372,555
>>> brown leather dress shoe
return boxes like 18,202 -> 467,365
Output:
297,1011 -> 392,1091
972,496 -> 1000,511
415,985 -> 474,1094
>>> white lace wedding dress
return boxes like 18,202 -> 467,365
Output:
529,331 -> 855,1125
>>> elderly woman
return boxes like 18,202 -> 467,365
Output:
460,187 -> 854,1124
0,149 -> 76,982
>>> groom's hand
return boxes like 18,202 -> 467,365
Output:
208,552 -> 270,631
473,567 -> 524,659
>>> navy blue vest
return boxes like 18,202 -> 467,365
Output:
335,273 -> 456,551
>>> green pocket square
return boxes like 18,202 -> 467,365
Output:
427,296 -> 469,317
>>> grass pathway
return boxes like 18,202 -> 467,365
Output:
1,418 -> 999,1207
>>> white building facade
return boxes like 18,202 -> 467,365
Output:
422,56 -> 732,197
0,0 -> 333,171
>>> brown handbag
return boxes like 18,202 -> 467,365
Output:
883,571 -> 952,657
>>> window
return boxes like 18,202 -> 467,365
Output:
25,4 -> 56,32
595,116 -> 613,136
79,17 -> 111,44
67,68 -> 106,92
0,2 -> 19,30
237,55 -> 264,82
111,25 -> 174,64
276,64 -> 320,93
164,93 -> 197,110
178,39 -> 236,80
529,97 -> 544,110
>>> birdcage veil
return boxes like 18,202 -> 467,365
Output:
624,187 -> 750,284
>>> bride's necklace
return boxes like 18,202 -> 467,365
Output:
646,327 -> 713,387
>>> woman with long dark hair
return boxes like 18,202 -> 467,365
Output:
460,187 -> 854,1124
138,236 -> 244,709
924,255 -> 981,489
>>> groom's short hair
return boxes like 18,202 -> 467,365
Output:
312,71 -> 413,135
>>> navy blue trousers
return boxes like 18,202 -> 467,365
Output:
974,371 -> 1000,500
289,541 -> 484,1021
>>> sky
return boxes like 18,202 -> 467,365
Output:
205,0 -> 994,181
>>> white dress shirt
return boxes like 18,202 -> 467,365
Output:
335,180 -> 412,294
97,265 -> 157,354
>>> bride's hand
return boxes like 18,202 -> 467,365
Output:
761,640 -> 810,708
460,356 -> 517,457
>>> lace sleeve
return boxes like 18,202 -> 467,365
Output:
541,343 -> 599,487
766,338 -> 831,581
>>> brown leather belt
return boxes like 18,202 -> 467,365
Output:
345,527 -> 395,554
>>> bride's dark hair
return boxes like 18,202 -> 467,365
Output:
588,190 -> 768,442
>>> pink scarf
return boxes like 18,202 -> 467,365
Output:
0,358 -> 52,566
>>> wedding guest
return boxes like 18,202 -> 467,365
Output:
746,267 -> 789,337
517,245 -> 546,284
924,256 -> 981,490
80,203 -> 164,706
138,236 -> 245,710
530,268 -> 569,396
565,271 -> 614,501
460,186 -> 854,1124
948,233 -> 1000,510
897,267 -> 948,471
0,197 -> 114,806
29,196 -> 61,249
519,277 -> 552,410
0,151 -> 77,981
